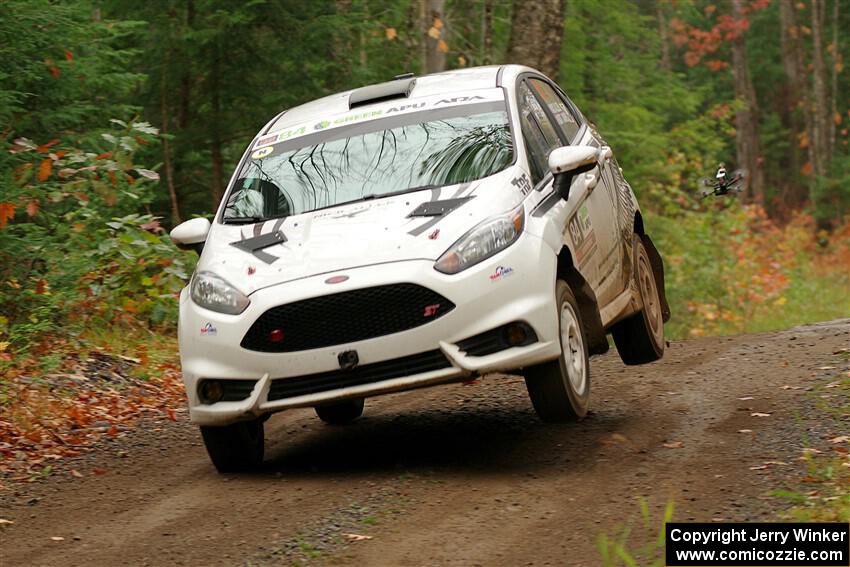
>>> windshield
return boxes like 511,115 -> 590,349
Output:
223,101 -> 513,221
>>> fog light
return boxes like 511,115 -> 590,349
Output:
198,380 -> 224,404
268,329 -> 285,342
504,323 -> 529,346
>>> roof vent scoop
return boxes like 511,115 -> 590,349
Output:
349,77 -> 416,109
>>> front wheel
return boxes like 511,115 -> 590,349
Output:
524,280 -> 590,422
611,236 -> 665,365
200,418 -> 264,473
315,398 -> 364,425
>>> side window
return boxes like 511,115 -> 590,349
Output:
528,79 -> 582,142
517,81 -> 560,185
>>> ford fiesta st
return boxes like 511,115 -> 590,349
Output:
170,65 -> 671,472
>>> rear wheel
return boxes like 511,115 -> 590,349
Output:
315,398 -> 364,425
200,418 -> 264,473
612,236 -> 665,365
524,280 -> 590,422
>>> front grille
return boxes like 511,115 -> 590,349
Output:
241,283 -> 454,353
267,349 -> 452,401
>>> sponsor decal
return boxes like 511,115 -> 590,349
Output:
511,172 -> 532,195
428,228 -> 440,240
386,102 -> 426,113
255,133 -> 278,147
259,92 -> 501,151
423,303 -> 442,317
434,95 -> 485,105
489,265 -> 515,282
569,205 -> 597,268
200,322 -> 217,336
325,275 -> 349,284
247,266 -> 256,276
251,146 -> 274,160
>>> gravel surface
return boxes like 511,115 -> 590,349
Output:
1,320 -> 848,567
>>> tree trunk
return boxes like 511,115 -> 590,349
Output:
778,0 -> 809,208
828,0 -> 839,153
656,0 -> 671,72
810,0 -> 830,177
178,0 -> 194,129
160,66 -> 181,226
359,1 -> 369,70
506,0 -> 565,81
481,0 -> 493,65
730,0 -> 764,204
210,41 -> 224,210
424,0 -> 446,73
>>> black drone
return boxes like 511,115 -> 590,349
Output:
700,163 -> 746,198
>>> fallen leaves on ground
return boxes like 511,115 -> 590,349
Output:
0,349 -> 184,482
663,441 -> 684,449
343,533 -> 373,541
751,412 -> 772,417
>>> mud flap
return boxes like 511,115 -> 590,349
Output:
564,273 -> 609,356
640,234 -> 671,322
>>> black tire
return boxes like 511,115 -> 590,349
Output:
200,418 -> 264,473
612,236 -> 665,365
524,280 -> 590,422
315,398 -> 364,425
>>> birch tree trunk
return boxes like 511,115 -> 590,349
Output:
810,0 -> 831,176
424,0 -> 446,73
730,0 -> 764,204
506,0 -> 565,81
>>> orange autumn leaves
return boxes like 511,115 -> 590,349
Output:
0,353 -> 186,481
670,0 -> 770,70
1,139 -> 66,228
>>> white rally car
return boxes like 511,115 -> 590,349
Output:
170,65 -> 670,472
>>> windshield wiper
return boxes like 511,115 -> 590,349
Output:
223,216 -> 265,225
308,184 -> 445,214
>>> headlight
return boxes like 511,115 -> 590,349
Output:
190,271 -> 250,314
434,205 -> 524,274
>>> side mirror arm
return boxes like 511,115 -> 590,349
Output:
175,241 -> 205,255
554,162 -> 598,201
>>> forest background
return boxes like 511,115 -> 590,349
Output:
0,0 -> 848,464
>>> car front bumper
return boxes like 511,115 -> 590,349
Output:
178,232 -> 561,425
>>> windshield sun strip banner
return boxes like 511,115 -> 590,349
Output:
246,100 -> 509,164
253,89 -> 506,151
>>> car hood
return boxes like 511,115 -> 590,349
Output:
196,166 -> 526,296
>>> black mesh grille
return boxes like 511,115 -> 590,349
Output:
241,283 -> 454,353
267,349 -> 452,401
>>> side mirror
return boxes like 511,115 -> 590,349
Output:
170,217 -> 211,255
548,146 -> 599,200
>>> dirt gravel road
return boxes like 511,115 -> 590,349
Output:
1,320 -> 848,567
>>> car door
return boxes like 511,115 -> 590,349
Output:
523,77 -> 624,305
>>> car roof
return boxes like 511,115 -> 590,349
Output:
264,65 -> 535,134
